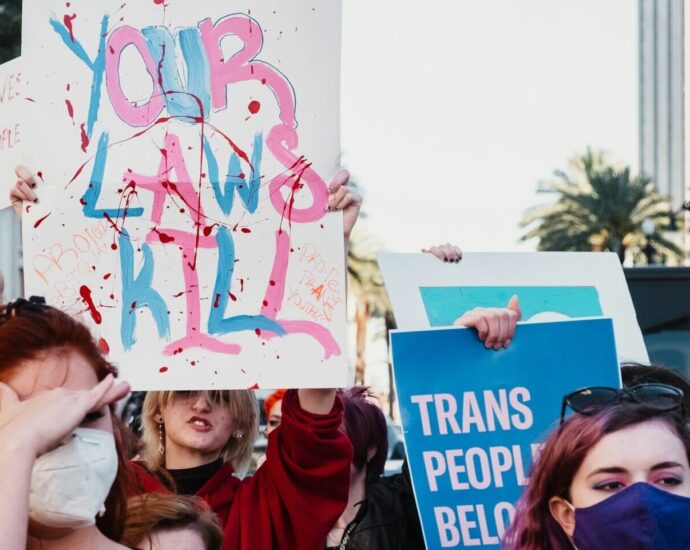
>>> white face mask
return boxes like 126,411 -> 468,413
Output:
29,427 -> 118,529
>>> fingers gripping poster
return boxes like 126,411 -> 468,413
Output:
21,1 -> 347,390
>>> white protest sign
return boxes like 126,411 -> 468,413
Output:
0,56 -> 22,210
21,1 -> 347,390
379,252 -> 648,362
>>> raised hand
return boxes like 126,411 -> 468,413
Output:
454,295 -> 522,350
422,243 -> 463,263
327,169 -> 362,239
9,165 -> 39,218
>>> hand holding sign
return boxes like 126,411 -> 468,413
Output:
9,165 -> 39,217
422,243 -> 463,263
326,169 -> 362,239
454,296 -> 522,350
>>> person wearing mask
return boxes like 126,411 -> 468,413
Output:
504,383 -> 690,549
0,297 -> 132,550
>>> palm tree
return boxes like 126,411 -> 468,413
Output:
347,229 -> 393,387
521,149 -> 682,264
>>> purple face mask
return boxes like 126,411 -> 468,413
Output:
570,482 -> 690,550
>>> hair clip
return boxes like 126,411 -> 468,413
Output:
2,296 -> 49,321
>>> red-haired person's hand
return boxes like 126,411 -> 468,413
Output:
0,374 -> 129,458
454,295 -> 522,350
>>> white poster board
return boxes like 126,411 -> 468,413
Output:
378,252 -> 648,362
0,56 -> 22,210
21,1 -> 347,390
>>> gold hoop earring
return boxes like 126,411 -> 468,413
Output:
158,422 -> 165,455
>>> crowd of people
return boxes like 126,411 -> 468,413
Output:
3,165 -> 690,550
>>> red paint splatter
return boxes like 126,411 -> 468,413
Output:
240,279 -> 245,292
203,223 -> 218,237
255,328 -> 261,336
248,100 -> 261,114
98,337 -> 110,354
270,280 -> 276,286
191,360 -> 196,366
152,227 -> 175,243
156,44 -> 166,88
80,123 -> 89,152
67,161 -> 87,187
103,273 -> 112,280
66,83 -> 71,91
131,301 -> 137,309
262,300 -> 268,307
63,14 -> 77,42
25,97 -> 36,103
153,0 -> 164,4
36,171 -> 44,181
249,383 -> 260,390
159,366 -> 168,373
111,243 -> 118,250
33,212 -> 52,229
65,99 -> 75,123
103,212 -> 123,236
213,293 -> 221,308
240,227 -> 251,234
173,291 -> 186,298
229,292 -> 237,302
79,285 -> 102,324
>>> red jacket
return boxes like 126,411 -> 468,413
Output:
128,390 -> 353,550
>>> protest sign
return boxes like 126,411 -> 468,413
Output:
379,251 -> 648,362
0,56 -> 22,210
21,1 -> 347,390
390,318 -> 621,549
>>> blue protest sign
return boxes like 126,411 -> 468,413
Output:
390,318 -> 621,549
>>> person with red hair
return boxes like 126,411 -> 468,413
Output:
264,388 -> 287,436
0,297 -> 131,550
504,384 -> 690,549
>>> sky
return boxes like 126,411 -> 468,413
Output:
340,0 -> 638,253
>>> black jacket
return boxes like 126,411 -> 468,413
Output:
332,465 -> 426,550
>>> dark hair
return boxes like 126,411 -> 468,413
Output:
0,299 -> 129,541
338,386 -> 388,484
622,362 -> 690,409
122,493 -> 223,550
503,403 -> 690,550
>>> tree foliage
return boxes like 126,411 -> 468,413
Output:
521,149 -> 682,264
0,0 -> 21,64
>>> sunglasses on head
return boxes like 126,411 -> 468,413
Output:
560,383 -> 685,426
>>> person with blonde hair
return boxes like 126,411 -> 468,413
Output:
122,493 -> 223,550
